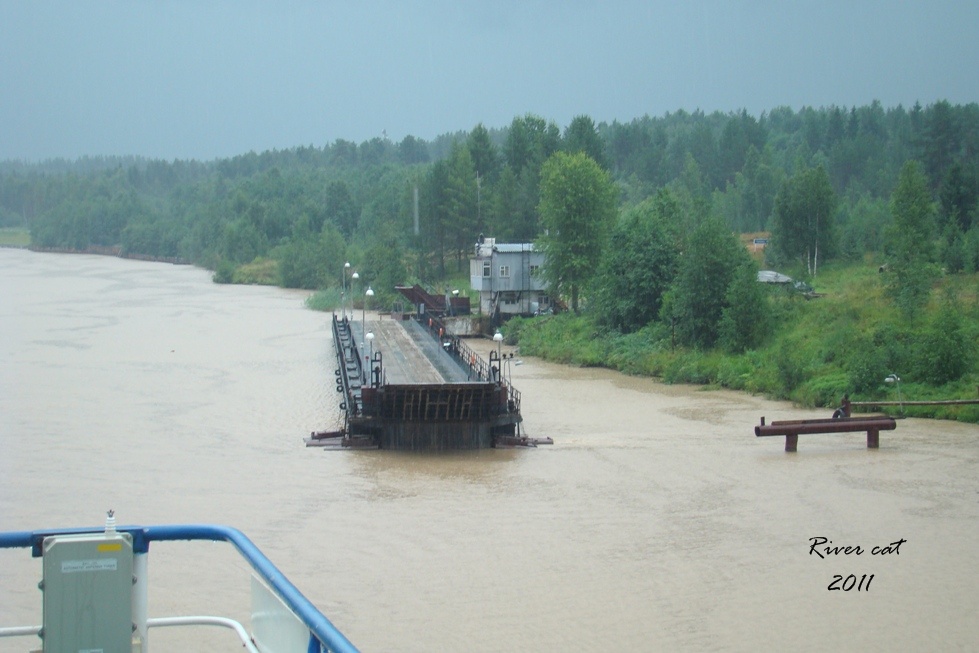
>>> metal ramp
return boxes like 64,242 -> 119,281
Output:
395,285 -> 470,316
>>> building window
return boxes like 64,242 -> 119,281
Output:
530,264 -> 540,276
482,261 -> 491,277
499,265 -> 510,278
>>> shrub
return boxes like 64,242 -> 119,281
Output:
846,336 -> 889,394
797,372 -> 851,409
305,288 -> 341,312
914,296 -> 973,385
774,337 -> 808,396
213,260 -> 235,284
232,257 -> 279,285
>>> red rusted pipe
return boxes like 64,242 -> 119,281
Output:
755,417 -> 896,437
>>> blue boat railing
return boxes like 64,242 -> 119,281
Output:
0,523 -> 359,653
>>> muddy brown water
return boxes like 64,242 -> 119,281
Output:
1,249 -> 977,652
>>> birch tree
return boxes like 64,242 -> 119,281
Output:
771,165 -> 836,276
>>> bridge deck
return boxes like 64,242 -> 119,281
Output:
351,317 -> 470,384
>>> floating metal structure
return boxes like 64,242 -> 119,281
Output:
307,314 -> 550,451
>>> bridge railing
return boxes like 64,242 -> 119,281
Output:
333,314 -> 364,415
418,316 -> 521,415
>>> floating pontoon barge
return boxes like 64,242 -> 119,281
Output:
307,313 -> 549,451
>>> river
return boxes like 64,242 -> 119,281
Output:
1,249 -> 977,652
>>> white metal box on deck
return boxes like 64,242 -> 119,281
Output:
41,532 -> 134,652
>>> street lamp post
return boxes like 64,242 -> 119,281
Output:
885,374 -> 904,416
349,271 -> 359,323
341,261 -> 350,318
363,286 -> 374,348
493,330 -> 504,383
365,331 -> 374,386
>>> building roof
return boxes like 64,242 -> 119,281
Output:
757,270 -> 793,284
494,243 -> 536,253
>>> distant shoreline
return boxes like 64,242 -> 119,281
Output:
25,245 -> 189,266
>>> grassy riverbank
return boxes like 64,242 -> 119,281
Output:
506,261 -> 979,423
0,227 -> 30,247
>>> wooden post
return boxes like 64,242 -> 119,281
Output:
785,434 -> 798,452
867,429 -> 879,448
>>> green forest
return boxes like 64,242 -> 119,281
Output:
3,101 -> 978,419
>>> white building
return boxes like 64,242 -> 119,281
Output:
470,237 -> 550,319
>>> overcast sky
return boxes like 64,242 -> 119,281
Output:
2,1 -> 977,162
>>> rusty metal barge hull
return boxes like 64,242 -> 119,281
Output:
318,313 -> 530,452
